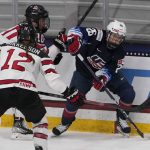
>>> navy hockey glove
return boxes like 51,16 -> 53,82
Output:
67,34 -> 82,55
62,87 -> 85,107
53,28 -> 67,52
93,68 -> 111,91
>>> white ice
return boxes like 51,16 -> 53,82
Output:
0,128 -> 150,150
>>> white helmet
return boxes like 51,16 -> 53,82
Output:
106,20 -> 126,49
107,20 -> 126,36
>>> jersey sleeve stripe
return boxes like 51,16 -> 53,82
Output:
7,32 -> 18,40
1,25 -> 19,36
44,69 -> 57,74
96,30 -> 103,41
41,60 -> 53,65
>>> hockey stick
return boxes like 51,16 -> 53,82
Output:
38,91 -> 64,99
77,0 -> 99,26
38,91 -> 150,112
60,0 -> 98,35
77,54 -> 144,138
38,91 -> 118,109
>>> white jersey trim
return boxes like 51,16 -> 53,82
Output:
96,30 -> 103,42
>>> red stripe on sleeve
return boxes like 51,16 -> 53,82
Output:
41,60 -> 54,65
7,32 -> 18,40
45,69 -> 57,74
1,25 -> 20,36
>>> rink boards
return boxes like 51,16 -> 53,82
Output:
1,102 -> 150,135
1,43 -> 150,135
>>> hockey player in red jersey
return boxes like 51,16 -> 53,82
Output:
52,20 -> 135,137
0,23 -> 85,150
0,4 -> 63,138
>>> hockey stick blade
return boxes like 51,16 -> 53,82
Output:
126,115 -> 144,138
104,88 -> 144,138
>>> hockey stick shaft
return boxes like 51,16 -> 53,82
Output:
38,91 -> 150,112
77,0 -> 98,26
61,0 -> 98,33
38,91 -> 64,99
77,54 -> 144,138
38,91 -> 118,109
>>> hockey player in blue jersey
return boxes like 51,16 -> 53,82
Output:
52,20 -> 135,136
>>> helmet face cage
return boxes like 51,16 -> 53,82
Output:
38,17 -> 50,33
25,5 -> 50,33
18,24 -> 36,46
106,20 -> 126,49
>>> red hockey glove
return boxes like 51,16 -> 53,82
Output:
53,28 -> 67,52
67,34 -> 82,55
93,76 -> 108,91
93,68 -> 111,91
62,87 -> 85,107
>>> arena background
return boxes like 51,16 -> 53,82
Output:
0,0 -> 150,135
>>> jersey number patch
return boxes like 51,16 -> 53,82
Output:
1,49 -> 33,71
86,28 -> 97,36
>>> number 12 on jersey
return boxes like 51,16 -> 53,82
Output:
1,49 -> 33,71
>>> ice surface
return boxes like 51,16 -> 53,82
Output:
0,128 -> 149,150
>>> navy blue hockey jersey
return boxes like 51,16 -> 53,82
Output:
68,27 -> 125,79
